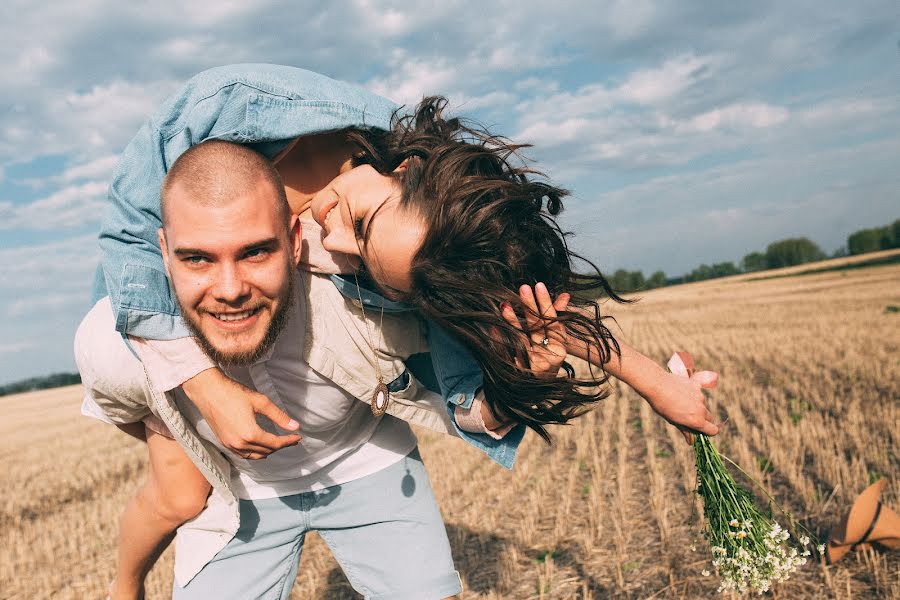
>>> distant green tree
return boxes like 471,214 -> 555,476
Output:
831,246 -> 849,258
611,269 -> 630,292
647,270 -> 667,289
628,270 -> 646,291
765,238 -> 826,268
891,219 -> 900,248
711,262 -> 739,278
847,228 -> 884,255
741,251 -> 767,273
0,372 -> 81,397
686,264 -> 713,282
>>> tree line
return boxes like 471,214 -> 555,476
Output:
0,372 -> 81,397
607,217 -> 899,293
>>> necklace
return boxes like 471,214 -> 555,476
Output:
352,273 -> 390,417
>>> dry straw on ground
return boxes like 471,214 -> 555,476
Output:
3,261 -> 898,599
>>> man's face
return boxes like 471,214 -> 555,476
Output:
159,179 -> 301,365
309,165 -> 426,297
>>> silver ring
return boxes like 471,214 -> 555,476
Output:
540,337 -> 551,346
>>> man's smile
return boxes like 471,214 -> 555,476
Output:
202,307 -> 263,331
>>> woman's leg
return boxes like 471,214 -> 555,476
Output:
110,429 -> 212,600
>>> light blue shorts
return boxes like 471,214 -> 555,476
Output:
173,449 -> 461,600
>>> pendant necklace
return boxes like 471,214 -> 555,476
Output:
352,273 -> 390,416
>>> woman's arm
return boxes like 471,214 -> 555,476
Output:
569,337 -> 720,441
511,283 -> 720,442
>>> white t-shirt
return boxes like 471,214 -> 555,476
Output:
173,282 -> 417,500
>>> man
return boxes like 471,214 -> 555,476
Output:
76,140 -> 463,599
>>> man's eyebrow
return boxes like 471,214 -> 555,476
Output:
173,247 -> 211,257
239,238 -> 279,253
172,238 -> 280,257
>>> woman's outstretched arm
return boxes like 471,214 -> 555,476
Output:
510,283 -> 720,443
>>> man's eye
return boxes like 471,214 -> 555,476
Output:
244,248 -> 270,260
184,256 -> 208,265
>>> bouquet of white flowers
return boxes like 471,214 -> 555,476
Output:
669,352 -> 822,595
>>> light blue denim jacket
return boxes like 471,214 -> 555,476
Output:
94,64 -> 524,469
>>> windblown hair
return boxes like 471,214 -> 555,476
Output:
348,98 -> 629,442
161,139 -> 289,230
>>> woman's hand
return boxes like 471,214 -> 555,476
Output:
181,368 -> 302,460
642,353 -> 720,444
500,282 -> 570,379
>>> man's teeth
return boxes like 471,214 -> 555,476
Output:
325,206 -> 336,224
214,310 -> 255,321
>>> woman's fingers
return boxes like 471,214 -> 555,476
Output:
518,284 -> 546,345
501,302 -> 524,331
692,370 -> 719,389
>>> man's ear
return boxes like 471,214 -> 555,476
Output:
158,228 -> 171,277
288,215 -> 302,266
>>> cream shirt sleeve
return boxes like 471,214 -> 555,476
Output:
128,336 -> 216,392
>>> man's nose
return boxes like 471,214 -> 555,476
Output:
212,262 -> 251,303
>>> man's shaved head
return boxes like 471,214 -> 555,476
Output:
161,140 -> 290,229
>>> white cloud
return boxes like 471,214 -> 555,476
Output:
366,54 -> 466,107
17,154 -> 120,189
0,340 -> 37,355
679,102 -> 789,133
0,77 -> 177,168
618,54 -> 720,105
57,155 -> 120,183
0,181 -> 107,230
0,235 -> 99,291
7,291 -> 88,317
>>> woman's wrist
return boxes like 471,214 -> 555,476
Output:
180,367 -> 222,415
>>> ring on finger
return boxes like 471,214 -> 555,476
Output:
540,336 -> 551,346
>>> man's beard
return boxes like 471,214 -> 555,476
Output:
180,274 -> 294,367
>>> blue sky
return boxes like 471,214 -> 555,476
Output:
1,1 -> 899,384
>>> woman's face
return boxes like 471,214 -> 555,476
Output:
310,165 -> 425,296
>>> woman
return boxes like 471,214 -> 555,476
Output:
87,64 -> 718,599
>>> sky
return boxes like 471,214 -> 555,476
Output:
1,1 -> 899,384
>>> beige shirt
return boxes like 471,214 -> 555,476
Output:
170,280 -> 417,500
75,271 -> 457,586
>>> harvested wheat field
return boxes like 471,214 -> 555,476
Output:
3,262 -> 898,599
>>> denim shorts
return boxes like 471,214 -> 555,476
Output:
172,449 -> 461,600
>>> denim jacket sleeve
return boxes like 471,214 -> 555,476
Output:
423,318 -> 526,469
96,64 -> 397,339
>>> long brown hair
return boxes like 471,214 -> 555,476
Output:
349,97 -> 628,442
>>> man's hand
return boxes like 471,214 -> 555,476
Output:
181,368 -> 301,460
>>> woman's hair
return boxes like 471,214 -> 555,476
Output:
348,97 -> 628,442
